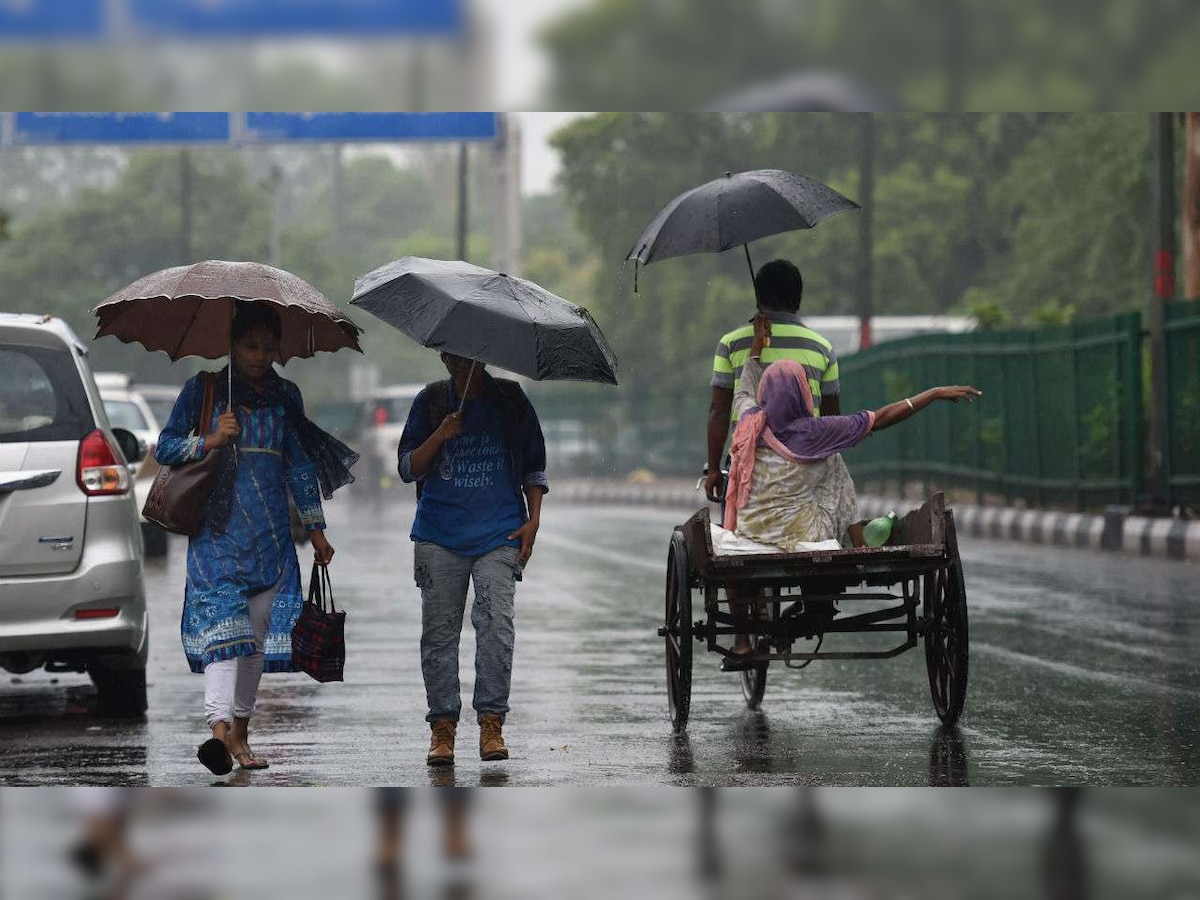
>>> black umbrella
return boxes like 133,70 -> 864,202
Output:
626,168 -> 859,287
350,257 -> 618,386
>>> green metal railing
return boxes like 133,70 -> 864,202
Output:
839,314 -> 1144,509
1166,300 -> 1200,507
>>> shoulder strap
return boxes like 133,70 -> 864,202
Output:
492,378 -> 529,442
195,373 -> 216,438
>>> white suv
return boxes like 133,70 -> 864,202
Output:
0,314 -> 149,716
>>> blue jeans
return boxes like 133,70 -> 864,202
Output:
413,541 -> 520,724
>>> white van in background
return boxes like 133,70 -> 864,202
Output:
803,315 -> 976,358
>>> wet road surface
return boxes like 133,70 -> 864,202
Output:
2,496 -> 1198,785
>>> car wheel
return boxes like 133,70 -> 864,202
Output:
89,656 -> 148,718
141,522 -> 169,558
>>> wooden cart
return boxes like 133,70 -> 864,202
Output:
659,492 -> 968,732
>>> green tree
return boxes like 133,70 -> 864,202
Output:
548,112 -> 1060,469
968,114 -> 1151,322
539,0 -> 1200,110
547,111 -> 1162,473
0,140 -> 601,405
0,150 -> 272,381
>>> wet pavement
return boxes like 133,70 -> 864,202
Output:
2,496 -> 1198,786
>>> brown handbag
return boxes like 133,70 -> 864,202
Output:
142,372 -> 227,537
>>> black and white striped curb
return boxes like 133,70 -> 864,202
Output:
552,482 -> 1200,563
854,496 -> 1200,563
554,481 -> 702,510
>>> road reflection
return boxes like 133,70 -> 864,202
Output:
929,725 -> 969,786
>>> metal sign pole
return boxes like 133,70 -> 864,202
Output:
1146,112 -> 1175,510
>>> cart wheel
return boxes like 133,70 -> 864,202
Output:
740,648 -> 768,710
923,559 -> 969,725
665,532 -> 693,732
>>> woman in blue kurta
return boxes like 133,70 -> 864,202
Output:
156,302 -> 355,775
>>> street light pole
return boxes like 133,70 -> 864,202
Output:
332,143 -> 345,257
179,148 -> 192,263
1146,112 -> 1175,510
1184,112 -> 1200,300
456,142 -> 469,261
858,113 -> 875,350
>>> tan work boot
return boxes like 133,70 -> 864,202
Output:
478,713 -> 509,761
427,719 -> 456,767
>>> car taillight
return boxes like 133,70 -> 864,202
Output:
77,430 -> 131,496
374,406 -> 389,425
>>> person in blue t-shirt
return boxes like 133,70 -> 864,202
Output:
397,352 -> 549,767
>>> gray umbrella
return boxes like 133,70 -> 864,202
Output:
94,260 -> 363,362
704,72 -> 903,112
351,257 -> 618,386
626,168 -> 859,284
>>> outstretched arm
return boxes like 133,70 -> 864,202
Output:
870,386 -> 981,432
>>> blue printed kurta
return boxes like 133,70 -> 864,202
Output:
156,373 -> 325,674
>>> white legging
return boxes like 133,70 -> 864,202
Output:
203,581 -> 277,728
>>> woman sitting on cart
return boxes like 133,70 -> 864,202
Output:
723,314 -> 979,656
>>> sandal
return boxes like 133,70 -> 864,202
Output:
233,747 -> 269,770
197,737 -> 233,776
721,642 -> 758,671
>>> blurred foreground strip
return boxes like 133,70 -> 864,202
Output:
1,788 -> 1197,899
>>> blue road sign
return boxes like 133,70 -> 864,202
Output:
12,113 -> 232,145
244,112 -> 498,143
0,0 -> 105,39
127,0 -> 462,37
0,0 -> 461,40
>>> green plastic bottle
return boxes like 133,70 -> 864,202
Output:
863,511 -> 898,548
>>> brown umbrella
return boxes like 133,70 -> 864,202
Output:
94,260 -> 363,363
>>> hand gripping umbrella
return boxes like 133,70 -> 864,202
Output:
93,259 -> 364,404
625,168 -> 860,290
350,257 -> 619,388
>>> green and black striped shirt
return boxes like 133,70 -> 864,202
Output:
711,312 -> 839,419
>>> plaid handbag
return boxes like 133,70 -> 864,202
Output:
291,562 -> 345,683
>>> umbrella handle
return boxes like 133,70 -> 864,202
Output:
227,337 -> 239,465
458,360 -> 478,412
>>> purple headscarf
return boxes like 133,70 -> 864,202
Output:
724,359 -> 874,531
